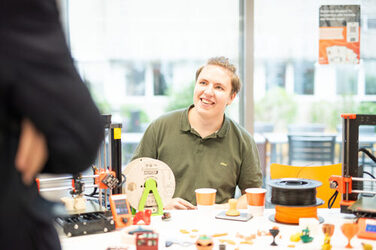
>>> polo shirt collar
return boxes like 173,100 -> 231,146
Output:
180,105 -> 230,138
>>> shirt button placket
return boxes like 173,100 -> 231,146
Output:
197,138 -> 204,153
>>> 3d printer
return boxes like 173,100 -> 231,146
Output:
329,114 -> 376,240
37,114 -> 124,237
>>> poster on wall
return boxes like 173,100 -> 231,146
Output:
319,5 -> 360,64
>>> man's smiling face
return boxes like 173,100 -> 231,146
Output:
193,64 -> 236,119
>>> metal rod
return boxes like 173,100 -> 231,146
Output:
98,145 -> 102,170
352,177 -> 376,183
98,129 -> 107,210
39,184 -> 99,192
38,176 -> 72,182
108,126 -> 112,197
99,182 -> 103,209
39,186 -> 73,192
108,127 -> 112,171
85,184 -> 99,189
103,130 -> 107,170
81,175 -> 99,179
346,118 -> 350,177
345,183 -> 349,201
345,118 -> 350,201
38,175 -> 99,183
352,190 -> 376,195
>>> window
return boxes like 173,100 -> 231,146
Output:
265,61 -> 286,90
124,62 -> 146,96
65,0 -> 242,164
254,0 -> 376,132
336,65 -> 358,95
365,60 -> 376,95
294,60 -> 315,95
254,0 -> 376,168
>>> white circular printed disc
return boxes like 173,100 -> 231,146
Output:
122,157 -> 175,210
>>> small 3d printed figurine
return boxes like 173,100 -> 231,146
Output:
135,231 -> 158,250
219,244 -> 226,250
321,234 -> 332,250
269,226 -> 280,246
341,223 -> 359,248
161,212 -> 171,221
362,242 -> 373,250
225,199 -> 240,216
300,227 -> 313,243
290,232 -> 302,242
322,224 -> 335,250
195,235 -> 214,250
133,210 -> 152,225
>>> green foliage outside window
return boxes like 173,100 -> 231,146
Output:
309,96 -> 376,131
357,101 -> 376,114
93,97 -> 112,114
255,87 -> 298,130
87,82 -> 112,114
309,96 -> 357,131
120,105 -> 149,132
255,89 -> 376,133
165,81 -> 195,112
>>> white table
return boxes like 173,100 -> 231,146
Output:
60,209 -> 376,250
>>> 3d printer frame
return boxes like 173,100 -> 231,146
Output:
36,114 -> 124,236
329,114 -> 376,214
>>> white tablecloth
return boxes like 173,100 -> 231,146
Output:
60,208 -> 376,250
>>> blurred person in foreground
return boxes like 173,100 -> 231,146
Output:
132,56 -> 262,210
0,0 -> 104,249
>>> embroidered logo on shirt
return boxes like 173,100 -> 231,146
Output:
220,162 -> 228,167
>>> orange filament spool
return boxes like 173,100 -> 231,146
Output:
275,205 -> 318,224
269,178 -> 323,224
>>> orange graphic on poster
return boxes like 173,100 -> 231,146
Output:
319,5 -> 360,65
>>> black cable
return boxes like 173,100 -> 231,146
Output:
363,171 -> 376,179
85,165 -> 99,196
86,187 -> 98,197
328,190 -> 338,209
117,174 -> 126,188
85,193 -> 106,200
359,147 -> 376,164
84,190 -> 99,197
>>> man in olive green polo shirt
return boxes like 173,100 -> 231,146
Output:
131,56 -> 262,209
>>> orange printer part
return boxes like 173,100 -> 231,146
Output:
329,175 -> 353,194
341,113 -> 357,119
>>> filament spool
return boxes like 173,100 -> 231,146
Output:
268,178 -> 324,224
123,157 -> 175,213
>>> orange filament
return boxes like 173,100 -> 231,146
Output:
275,205 -> 318,224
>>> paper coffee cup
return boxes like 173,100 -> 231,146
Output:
195,188 -> 216,210
245,188 -> 266,216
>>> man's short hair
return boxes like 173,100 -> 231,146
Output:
195,56 -> 241,95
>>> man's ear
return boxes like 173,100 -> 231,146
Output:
227,92 -> 237,105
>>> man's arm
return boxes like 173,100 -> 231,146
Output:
213,193 -> 248,210
238,135 -> 263,199
9,49 -> 103,175
237,192 -> 248,209
15,119 -> 48,185
164,198 -> 196,210
12,67 -> 103,175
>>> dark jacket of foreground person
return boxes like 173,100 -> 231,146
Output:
0,0 -> 104,249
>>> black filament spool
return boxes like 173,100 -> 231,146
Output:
268,178 -> 322,206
